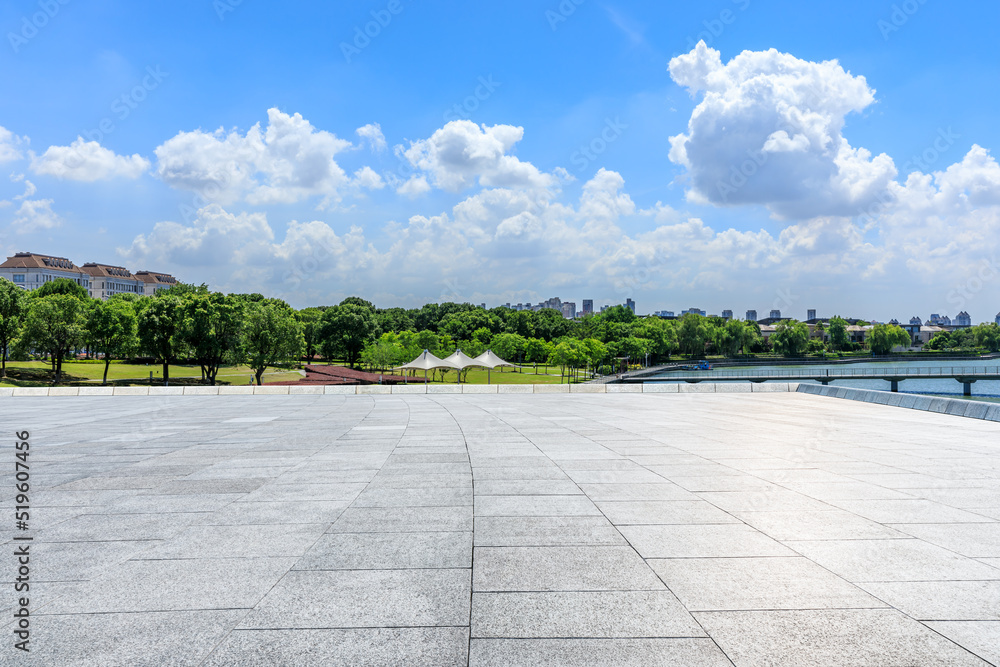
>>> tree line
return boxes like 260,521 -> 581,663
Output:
3,277 -> 999,385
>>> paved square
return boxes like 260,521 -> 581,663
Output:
2,392 -> 998,665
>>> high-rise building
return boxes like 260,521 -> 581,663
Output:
625,298 -> 636,314
746,310 -> 758,322
721,310 -> 733,320
683,308 -> 706,317
770,310 -> 781,319
560,302 -> 577,319
582,299 -> 593,315
807,309 -> 817,321
955,311 -> 972,327
996,312 -> 1000,325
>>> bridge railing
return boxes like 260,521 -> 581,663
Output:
657,366 -> 1000,379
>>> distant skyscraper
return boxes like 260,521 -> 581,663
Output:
722,310 -> 733,320
910,316 -> 923,326
996,312 -> 1000,325
746,310 -> 758,322
770,310 -> 781,319
625,298 -> 635,314
582,299 -> 593,315
807,309 -> 817,321
955,311 -> 972,327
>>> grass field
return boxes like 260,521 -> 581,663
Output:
0,361 -> 587,386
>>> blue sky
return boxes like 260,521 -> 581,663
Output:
1,0 -> 998,321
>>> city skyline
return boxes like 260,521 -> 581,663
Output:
1,2 -> 998,316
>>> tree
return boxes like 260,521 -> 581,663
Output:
319,304 -> 380,368
340,296 -> 376,310
974,323 -> 1000,353
489,333 -> 527,366
867,323 -> 912,355
31,277 -> 89,301
179,293 -> 244,385
828,317 -> 849,351
0,278 -> 26,378
548,339 -> 587,383
361,336 -> 407,371
86,297 -> 139,384
297,307 -> 326,362
20,294 -> 87,382
534,308 -> 572,341
138,297 -> 181,384
524,337 -> 553,365
677,314 -> 710,357
241,299 -> 304,384
770,319 -> 810,357
717,318 -> 755,357
504,310 -> 535,338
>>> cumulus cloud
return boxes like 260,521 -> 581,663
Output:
352,166 -> 385,191
30,138 -> 150,181
356,123 -> 387,152
668,42 -> 897,220
13,199 -> 61,231
402,120 -> 557,192
154,108 -> 353,207
396,175 -> 431,198
0,126 -> 27,163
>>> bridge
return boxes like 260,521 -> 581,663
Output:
628,366 -> 1000,396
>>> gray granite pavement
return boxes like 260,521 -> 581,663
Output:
1,393 -> 998,665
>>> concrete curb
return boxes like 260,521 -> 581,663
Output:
795,383 -> 1000,423
0,382 -> 806,397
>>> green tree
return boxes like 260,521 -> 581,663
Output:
489,333 -> 527,365
770,319 -> 810,357
0,278 -> 26,378
361,336 -> 407,372
340,296 -> 376,310
524,337 -> 553,365
548,339 -> 587,383
867,323 -> 912,355
179,293 -> 244,385
31,277 -> 89,301
319,303 -> 380,368
21,294 -> 87,382
86,297 -> 139,384
241,299 -> 304,384
138,297 -> 181,384
828,317 -> 849,351
504,310 -> 535,338
297,307 -> 326,362
974,323 -> 1000,353
677,314 -> 710,357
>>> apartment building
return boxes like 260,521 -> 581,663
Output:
0,252 -> 178,301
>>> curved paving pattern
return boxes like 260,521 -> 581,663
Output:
2,393 -> 999,665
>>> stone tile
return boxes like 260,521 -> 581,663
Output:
27,610 -> 247,667
790,538 -> 1000,582
475,495 -> 601,517
579,483 -> 697,501
37,512 -> 197,542
696,609 -> 989,666
596,500 -> 739,526
204,628 -> 470,667
43,558 -> 296,613
330,506 -> 473,532
473,516 -> 626,547
828,498 -> 990,523
240,569 -> 471,628
352,487 -> 472,507
733,509 -> 909,541
862,581 -> 1000,620
196,500 -> 351,525
27,540 -> 161,582
139,523 -> 327,559
240,482 -> 367,503
886,522 -> 1000,558
296,531 -> 472,569
620,524 -> 795,559
697,489 -> 834,513
649,557 -> 884,611
473,546 -> 663,592
475,479 -> 582,496
925,622 -> 1000,666
469,638 -> 733,666
472,591 -> 704,638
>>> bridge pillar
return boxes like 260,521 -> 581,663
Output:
891,380 -> 898,393
957,378 -> 977,397
820,380 -> 831,386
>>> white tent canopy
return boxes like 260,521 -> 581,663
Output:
473,350 -> 514,369
396,350 -> 458,371
443,349 -> 482,370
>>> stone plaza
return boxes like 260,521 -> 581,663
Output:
2,392 -> 999,665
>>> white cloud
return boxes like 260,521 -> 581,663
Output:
13,199 -> 61,231
30,138 -> 150,181
352,166 -> 385,191
356,123 -> 387,152
402,120 -> 557,192
396,175 -> 431,198
0,126 -> 27,164
154,108 -> 353,207
668,42 -> 897,220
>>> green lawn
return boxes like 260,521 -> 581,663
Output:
0,361 -> 303,387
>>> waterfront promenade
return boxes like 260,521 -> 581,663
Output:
2,393 -> 998,665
